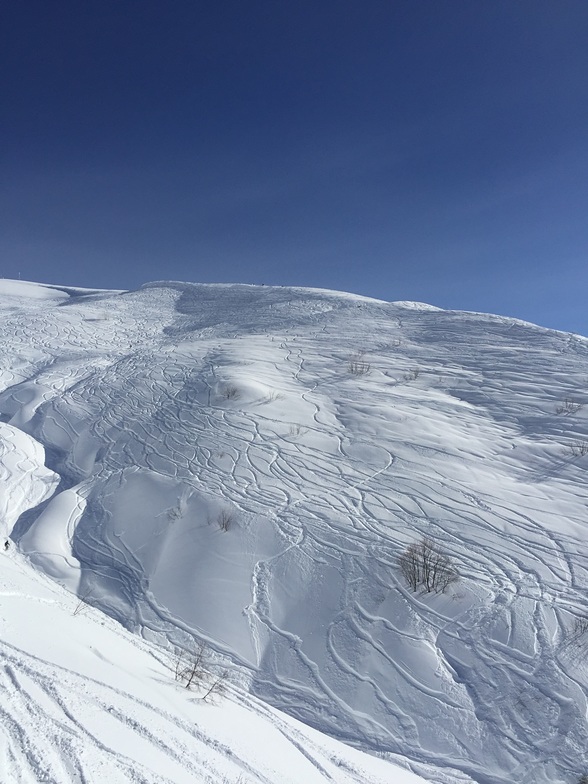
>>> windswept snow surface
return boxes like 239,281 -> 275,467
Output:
1,279 -> 588,783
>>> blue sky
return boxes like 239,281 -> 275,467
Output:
3,1 -> 588,334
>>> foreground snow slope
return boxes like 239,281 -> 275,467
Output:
0,547 -> 420,784
1,279 -> 588,783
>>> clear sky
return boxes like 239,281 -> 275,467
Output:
3,1 -> 588,334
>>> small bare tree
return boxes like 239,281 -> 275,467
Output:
201,669 -> 228,703
174,642 -> 208,689
399,537 -> 459,593
173,643 -> 229,701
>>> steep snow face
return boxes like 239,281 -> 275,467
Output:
0,423 -> 59,534
1,279 -> 588,784
0,548 -> 421,784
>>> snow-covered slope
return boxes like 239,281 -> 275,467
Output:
0,547 -> 419,784
1,279 -> 588,784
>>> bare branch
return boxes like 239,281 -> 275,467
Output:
555,398 -> 583,416
564,440 -> 588,458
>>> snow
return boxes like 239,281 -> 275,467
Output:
1,278 -> 588,783
0,279 -> 70,302
0,548 -> 418,784
0,423 -> 60,539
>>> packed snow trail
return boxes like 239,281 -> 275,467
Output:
1,279 -> 588,783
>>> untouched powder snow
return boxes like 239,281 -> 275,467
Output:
1,279 -> 588,783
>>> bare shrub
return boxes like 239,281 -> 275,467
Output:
214,508 -> 235,532
399,537 -> 459,593
573,615 -> 588,639
222,384 -> 240,400
564,440 -> 588,458
348,352 -> 371,376
288,424 -> 308,438
262,390 -> 285,404
403,367 -> 420,382
556,398 -> 583,416
560,614 -> 588,661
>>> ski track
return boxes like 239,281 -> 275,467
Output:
2,282 -> 588,783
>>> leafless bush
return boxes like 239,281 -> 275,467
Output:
574,615 -> 588,637
222,384 -> 241,400
556,398 -> 583,416
262,390 -> 285,404
564,440 -> 588,458
348,352 -> 371,376
403,367 -> 420,382
214,508 -> 235,532
288,424 -> 308,438
560,614 -> 588,661
222,774 -> 248,784
399,537 -> 459,593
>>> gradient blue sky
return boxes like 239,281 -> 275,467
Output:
3,1 -> 588,333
